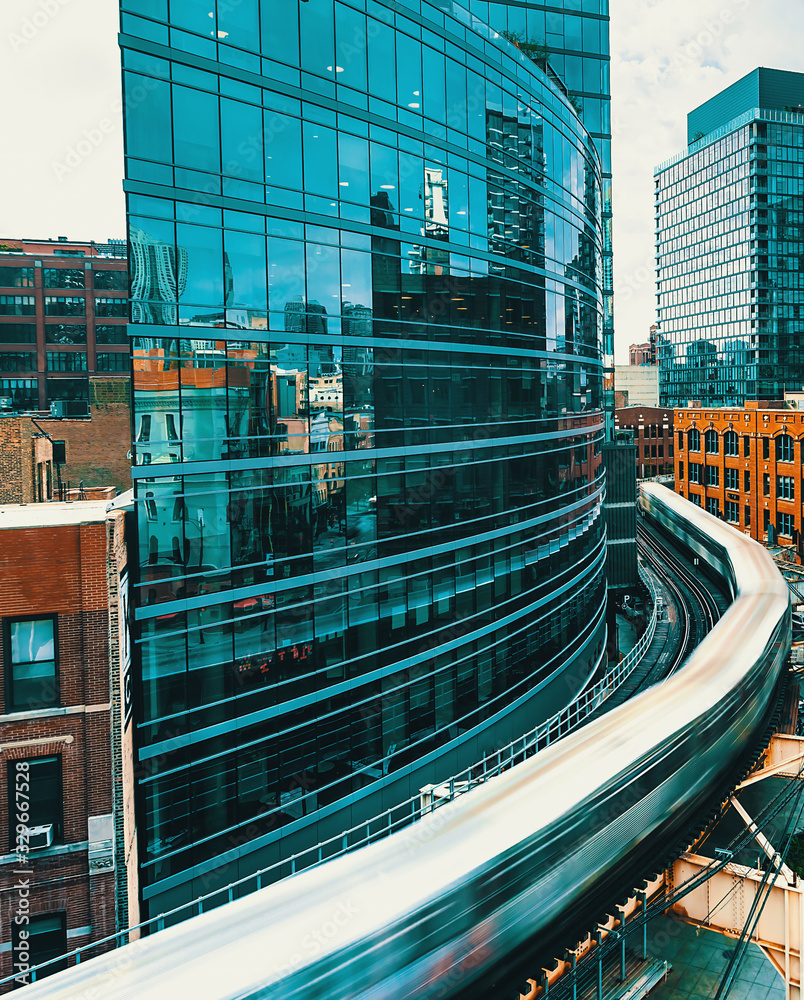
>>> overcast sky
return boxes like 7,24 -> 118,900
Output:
1,0 -> 803,362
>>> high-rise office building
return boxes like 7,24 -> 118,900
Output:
121,0 -> 607,917
656,68 -> 804,407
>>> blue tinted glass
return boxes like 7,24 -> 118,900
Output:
217,0 -> 259,45
264,112 -> 302,192
169,0 -> 215,34
221,98 -> 263,183
176,223 -> 223,309
299,1 -> 334,78
125,73 -> 172,163
303,124 -> 338,198
173,85 -> 220,173
224,230 -> 267,316
334,3 -> 367,92
261,1 -> 299,66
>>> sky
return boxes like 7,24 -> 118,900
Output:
2,0 -> 804,362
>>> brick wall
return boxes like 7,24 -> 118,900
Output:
38,378 -> 132,493
0,417 -> 53,504
674,404 -> 804,554
0,516 -> 125,988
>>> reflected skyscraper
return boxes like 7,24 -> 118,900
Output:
121,0 -> 607,919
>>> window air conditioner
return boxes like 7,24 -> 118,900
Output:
27,824 -> 54,850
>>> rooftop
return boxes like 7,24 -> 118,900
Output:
0,498 -> 116,530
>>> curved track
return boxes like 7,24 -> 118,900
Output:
638,519 -> 725,676
18,487 -> 791,1000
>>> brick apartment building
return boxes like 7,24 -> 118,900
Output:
0,238 -> 131,492
674,401 -> 804,553
0,499 -> 136,987
614,406 -> 674,478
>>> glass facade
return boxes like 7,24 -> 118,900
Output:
657,77 -> 804,406
121,0 -> 607,914
468,0 -> 613,403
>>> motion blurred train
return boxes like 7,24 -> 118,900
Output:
22,484 -> 790,1000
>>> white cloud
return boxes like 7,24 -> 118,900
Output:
0,0 -> 124,242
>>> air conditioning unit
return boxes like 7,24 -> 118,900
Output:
27,824 -> 54,850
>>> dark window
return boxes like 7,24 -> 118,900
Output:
745,505 -> 751,526
0,353 -> 36,372
743,435 -> 750,457
725,467 -> 739,491
689,463 -> 702,484
0,295 -> 35,316
677,431 -> 683,449
763,437 -> 770,460
776,434 -> 794,463
705,465 -> 719,486
0,267 -> 34,288
92,269 -> 127,291
725,501 -> 739,523
43,268 -> 85,289
137,414 -> 152,443
724,430 -> 739,456
778,476 -> 795,500
7,755 -> 63,850
95,324 -> 127,345
706,496 -> 720,517
0,378 -> 38,409
763,473 -> 770,496
691,493 -> 701,506
744,470 -> 750,492
12,913 -> 67,982
777,512 -> 794,537
95,351 -> 129,372
0,323 -> 36,344
44,296 -> 85,317
45,324 -> 86,345
46,352 -> 87,372
704,429 -> 719,454
688,427 -> 700,452
678,462 -> 684,481
764,508 -> 770,531
94,297 -> 127,318
4,617 -> 59,711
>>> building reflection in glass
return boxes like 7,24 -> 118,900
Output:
123,0 -> 608,907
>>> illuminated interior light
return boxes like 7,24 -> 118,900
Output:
327,66 -> 345,73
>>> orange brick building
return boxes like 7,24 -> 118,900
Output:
0,500 -> 136,988
674,401 -> 804,554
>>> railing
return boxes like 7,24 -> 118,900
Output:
3,580 -> 659,988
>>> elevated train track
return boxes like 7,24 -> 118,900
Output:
19,485 -> 791,1000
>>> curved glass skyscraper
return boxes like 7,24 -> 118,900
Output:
121,0 -> 608,916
